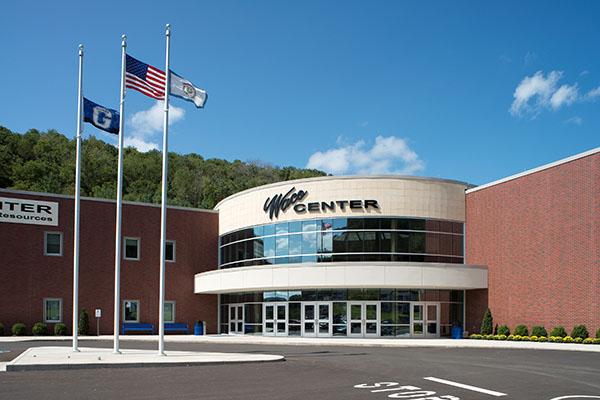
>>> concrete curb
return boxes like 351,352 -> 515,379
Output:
6,358 -> 285,372
1,335 -> 600,353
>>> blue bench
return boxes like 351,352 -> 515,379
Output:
122,323 -> 154,335
165,323 -> 188,334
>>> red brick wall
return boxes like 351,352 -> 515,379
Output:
466,152 -> 600,335
0,190 -> 218,335
465,289 -> 488,334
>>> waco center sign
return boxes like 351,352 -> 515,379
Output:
0,197 -> 59,226
263,187 -> 379,220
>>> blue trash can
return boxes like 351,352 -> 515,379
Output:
194,321 -> 204,335
451,326 -> 463,339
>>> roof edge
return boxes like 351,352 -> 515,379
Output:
215,175 -> 474,210
466,146 -> 600,194
0,188 -> 218,214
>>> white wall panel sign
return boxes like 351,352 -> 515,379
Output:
0,197 -> 59,226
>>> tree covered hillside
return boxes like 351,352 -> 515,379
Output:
0,126 -> 326,209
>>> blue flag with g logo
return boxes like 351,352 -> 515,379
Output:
83,98 -> 120,134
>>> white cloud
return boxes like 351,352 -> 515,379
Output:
125,101 -> 185,151
124,136 -> 159,152
306,135 -> 424,175
510,71 -> 562,116
586,86 -> 600,100
550,84 -> 578,109
564,116 -> 583,126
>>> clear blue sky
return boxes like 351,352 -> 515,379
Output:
2,1 -> 599,185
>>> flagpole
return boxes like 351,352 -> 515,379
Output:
113,34 -> 127,354
158,23 -> 171,356
72,44 -> 84,352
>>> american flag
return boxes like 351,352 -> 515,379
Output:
125,54 -> 166,99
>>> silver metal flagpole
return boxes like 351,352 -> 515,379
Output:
113,34 -> 127,354
158,23 -> 171,355
72,44 -> 84,352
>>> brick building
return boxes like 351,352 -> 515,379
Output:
0,147 -> 598,338
0,190 -> 218,335
466,148 -> 599,333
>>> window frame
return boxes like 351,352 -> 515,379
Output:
43,298 -> 62,323
123,237 -> 140,261
44,231 -> 63,256
164,301 -> 176,323
166,240 -> 176,263
123,299 -> 140,322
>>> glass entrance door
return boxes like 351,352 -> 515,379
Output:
348,302 -> 379,337
411,303 -> 439,338
229,304 -> 243,334
425,303 -> 439,338
263,303 -> 287,336
301,302 -> 332,337
410,303 -> 424,337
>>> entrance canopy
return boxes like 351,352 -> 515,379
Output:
195,262 -> 488,294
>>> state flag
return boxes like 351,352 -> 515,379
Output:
170,72 -> 207,108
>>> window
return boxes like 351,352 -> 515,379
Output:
44,298 -> 62,322
124,237 -> 140,260
166,240 -> 176,262
164,301 -> 175,323
123,300 -> 139,322
44,232 -> 62,256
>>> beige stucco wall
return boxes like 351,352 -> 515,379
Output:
216,176 -> 469,235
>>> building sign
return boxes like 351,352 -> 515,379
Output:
263,187 -> 379,220
0,197 -> 59,226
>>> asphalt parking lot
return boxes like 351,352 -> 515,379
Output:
1,340 -> 599,400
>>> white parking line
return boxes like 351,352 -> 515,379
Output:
423,377 -> 507,397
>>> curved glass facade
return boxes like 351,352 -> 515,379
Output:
219,217 -> 464,269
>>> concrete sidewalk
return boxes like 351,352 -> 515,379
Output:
1,334 -> 599,352
3,346 -> 284,372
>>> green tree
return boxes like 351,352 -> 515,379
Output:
78,309 -> 90,336
0,126 -> 327,209
480,308 -> 493,335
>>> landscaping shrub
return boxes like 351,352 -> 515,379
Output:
11,323 -> 26,336
550,326 -> 567,338
583,338 -> 594,344
469,334 -> 482,339
537,336 -> 548,342
514,324 -> 529,336
480,309 -> 493,335
531,326 -> 547,337
497,334 -> 507,340
574,337 -> 583,344
497,325 -> 510,336
0,323 -> 4,336
596,328 -> 600,339
563,336 -> 574,343
570,325 -> 589,339
530,335 -> 538,341
32,322 -> 47,336
78,309 -> 89,336
593,338 -> 600,345
54,323 -> 67,336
